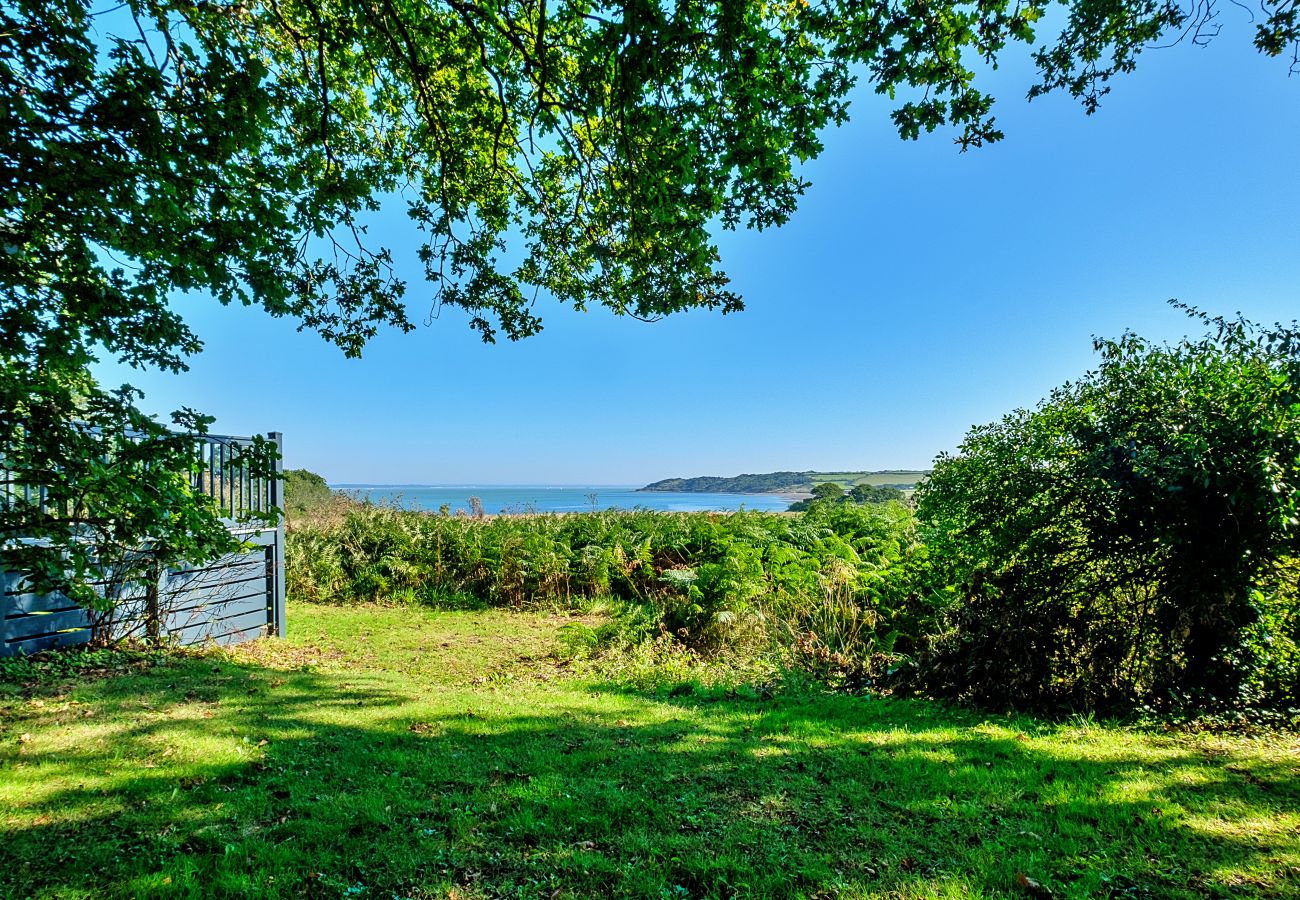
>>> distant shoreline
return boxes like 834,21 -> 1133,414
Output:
639,469 -> 930,495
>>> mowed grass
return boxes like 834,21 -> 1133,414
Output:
2,604 -> 1298,899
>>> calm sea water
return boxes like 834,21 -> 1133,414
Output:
330,484 -> 794,514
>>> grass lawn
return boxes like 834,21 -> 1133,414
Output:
2,604 -> 1298,899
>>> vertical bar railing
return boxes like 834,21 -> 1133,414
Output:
184,432 -> 281,520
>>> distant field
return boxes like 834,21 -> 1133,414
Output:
808,471 -> 930,489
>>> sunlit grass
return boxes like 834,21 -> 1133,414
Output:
1,603 -> 1298,898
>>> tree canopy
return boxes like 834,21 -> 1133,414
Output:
3,0 -> 1296,600
811,482 -> 846,502
6,0 -> 1297,360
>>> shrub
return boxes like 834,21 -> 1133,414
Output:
283,469 -> 334,519
1235,557 -> 1300,709
914,306 -> 1300,713
284,529 -> 347,603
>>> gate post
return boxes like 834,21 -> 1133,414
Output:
0,569 -> 10,657
268,431 -> 287,637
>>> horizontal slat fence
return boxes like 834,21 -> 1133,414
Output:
1,432 -> 285,657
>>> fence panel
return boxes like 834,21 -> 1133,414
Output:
0,432 -> 285,657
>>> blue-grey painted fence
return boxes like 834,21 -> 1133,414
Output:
1,431 -> 285,657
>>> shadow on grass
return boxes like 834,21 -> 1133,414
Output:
2,656 -> 1297,899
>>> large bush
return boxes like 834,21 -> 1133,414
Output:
915,307 -> 1300,712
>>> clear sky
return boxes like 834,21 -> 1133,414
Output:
95,24 -> 1300,485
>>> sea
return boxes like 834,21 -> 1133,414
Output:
330,484 -> 794,515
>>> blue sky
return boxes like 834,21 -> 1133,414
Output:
95,25 -> 1300,485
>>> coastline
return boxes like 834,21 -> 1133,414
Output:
638,470 -> 930,497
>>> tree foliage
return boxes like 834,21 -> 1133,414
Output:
7,0 -> 1295,356
914,305 -> 1300,712
849,483 -> 906,504
3,0 -> 1295,605
811,482 -> 846,502
788,481 -> 906,510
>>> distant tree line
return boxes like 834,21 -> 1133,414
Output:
787,482 -> 907,511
